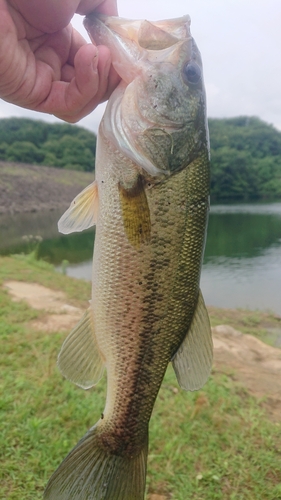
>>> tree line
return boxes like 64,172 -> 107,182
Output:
209,116 -> 281,201
0,116 -> 281,201
0,118 -> 96,172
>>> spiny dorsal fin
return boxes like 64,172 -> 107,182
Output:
58,181 -> 98,234
58,308 -> 104,390
172,290 -> 213,391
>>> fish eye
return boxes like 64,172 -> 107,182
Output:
183,62 -> 201,85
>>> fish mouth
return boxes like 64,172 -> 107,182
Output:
84,14 -> 198,178
84,14 -> 192,84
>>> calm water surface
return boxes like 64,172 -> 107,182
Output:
0,203 -> 280,315
202,204 -> 281,314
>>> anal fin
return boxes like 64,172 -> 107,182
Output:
58,180 -> 98,234
58,308 -> 104,390
172,290 -> 213,391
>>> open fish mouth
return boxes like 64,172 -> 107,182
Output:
84,14 -> 192,83
84,14 -> 201,176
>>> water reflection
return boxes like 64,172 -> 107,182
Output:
0,209 -> 63,254
201,246 -> 281,313
60,259 -> 93,281
205,203 -> 281,260
202,203 -> 281,314
38,230 -> 94,265
0,209 -> 94,264
0,203 -> 281,314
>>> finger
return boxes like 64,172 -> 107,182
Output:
61,64 -> 75,83
76,0 -> 118,16
71,42 -> 101,99
94,45 -> 120,102
63,44 -> 112,121
61,47 -> 120,122
12,0 -> 81,32
72,44 -> 120,114
95,0 -> 118,16
67,27 -> 88,66
37,43 -> 102,121
68,54 -> 120,122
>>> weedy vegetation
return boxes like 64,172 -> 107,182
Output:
0,255 -> 280,500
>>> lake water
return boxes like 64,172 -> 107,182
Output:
0,203 -> 280,315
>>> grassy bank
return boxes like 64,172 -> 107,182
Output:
0,255 -> 280,499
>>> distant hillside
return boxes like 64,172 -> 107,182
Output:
0,116 -> 281,201
209,116 -> 281,201
0,118 -> 96,172
0,161 -> 94,215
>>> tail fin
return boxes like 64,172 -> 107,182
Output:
44,425 -> 148,500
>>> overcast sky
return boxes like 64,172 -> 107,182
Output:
1,0 -> 280,134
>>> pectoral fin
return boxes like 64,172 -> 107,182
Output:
58,308 -> 104,390
118,175 -> 151,248
172,290 -> 213,391
58,181 -> 99,234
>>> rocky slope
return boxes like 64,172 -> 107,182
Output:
0,161 -> 93,214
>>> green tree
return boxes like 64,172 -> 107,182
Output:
0,117 -> 97,171
209,116 -> 281,201
6,141 -> 45,164
42,135 -> 95,171
0,142 -> 8,160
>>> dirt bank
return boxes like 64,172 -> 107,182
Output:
4,279 -> 281,423
0,161 -> 94,214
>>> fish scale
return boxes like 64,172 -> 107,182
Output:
44,13 -> 212,500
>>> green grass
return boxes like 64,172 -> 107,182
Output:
0,256 -> 280,499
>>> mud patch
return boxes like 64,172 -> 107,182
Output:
4,280 -> 82,332
30,312 -> 82,333
212,325 -> 281,421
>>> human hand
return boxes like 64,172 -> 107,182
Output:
0,0 -> 120,122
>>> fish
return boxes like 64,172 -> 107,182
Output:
44,12 -> 212,500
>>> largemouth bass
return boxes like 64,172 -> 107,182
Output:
44,13 -> 212,500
